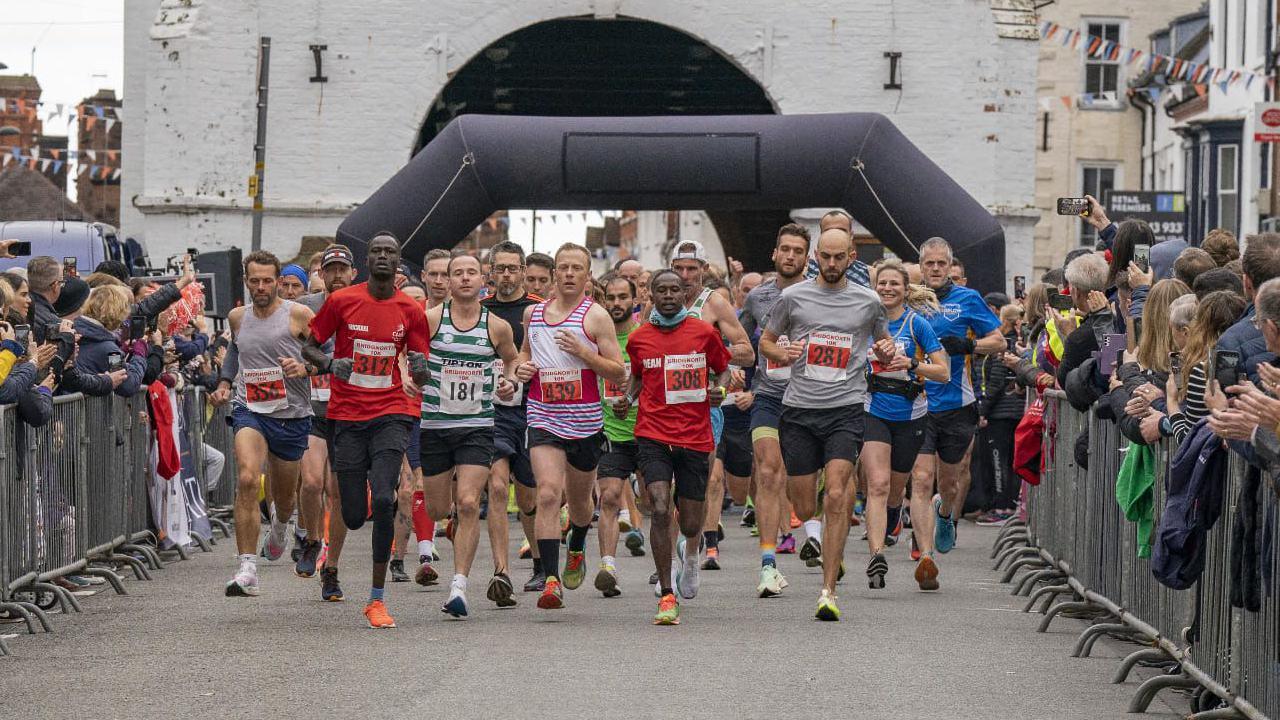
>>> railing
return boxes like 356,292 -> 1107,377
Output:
994,391 -> 1280,719
0,387 -> 234,656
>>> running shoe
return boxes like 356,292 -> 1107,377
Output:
815,589 -> 840,621
290,530 -> 306,562
259,519 -> 293,562
933,495 -> 957,554
625,529 -> 646,556
523,569 -> 546,593
777,533 -> 797,554
702,547 -> 720,570
442,585 -> 469,618
648,571 -> 659,585
486,573 -> 517,607
866,553 -> 888,590
915,554 -> 940,591
364,599 -> 396,628
749,525 -> 759,537
653,593 -> 680,625
799,537 -> 823,567
518,539 -> 532,559
294,539 -> 321,578
757,565 -> 785,598
976,509 -> 1015,527
225,560 -> 259,597
537,576 -> 564,609
909,534 -> 922,562
790,512 -> 802,530
415,556 -> 439,586
320,567 -> 344,601
741,507 -> 756,527
618,509 -> 632,532
836,561 -> 847,582
885,515 -> 903,548
389,559 -> 409,583
594,561 -> 621,598
562,550 -> 587,589
678,549 -> 701,600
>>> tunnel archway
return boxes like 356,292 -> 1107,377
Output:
415,16 -> 787,268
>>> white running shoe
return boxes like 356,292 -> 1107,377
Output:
442,583 -> 469,618
225,559 -> 259,597
260,519 -> 293,561
679,545 -> 701,599
757,565 -> 784,598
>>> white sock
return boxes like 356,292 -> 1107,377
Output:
418,539 -> 434,558
601,555 -> 615,568
618,508 -> 631,524
803,519 -> 823,542
296,527 -> 308,539
237,553 -> 256,567
451,574 -> 467,592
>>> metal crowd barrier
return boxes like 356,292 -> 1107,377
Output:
0,388 -> 234,655
993,391 -> 1279,719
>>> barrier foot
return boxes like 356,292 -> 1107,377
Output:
79,567 -> 127,596
1024,584 -> 1071,613
1038,600 -> 1101,632
1014,568 -> 1062,596
1187,707 -> 1245,719
993,519 -> 1026,545
120,543 -> 162,570
1001,557 -> 1048,583
1112,648 -> 1170,684
1127,673 -> 1198,714
0,635 -> 9,656
990,530 -> 1029,558
191,535 -> 213,553
993,545 -> 1038,572
171,543 -> 191,561
0,601 -> 46,634
107,553 -> 152,581
1072,622 -> 1140,658
31,582 -> 81,614
209,517 -> 231,539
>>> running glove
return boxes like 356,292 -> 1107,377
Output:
938,335 -> 975,356
407,351 -> 430,384
329,357 -> 354,381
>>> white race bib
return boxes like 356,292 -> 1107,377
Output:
244,366 -> 288,414
664,353 -> 707,404
492,359 -> 522,407
350,339 -> 396,389
766,335 -> 792,380
804,331 -> 854,382
868,340 -> 910,380
440,363 -> 485,415
540,367 -> 583,403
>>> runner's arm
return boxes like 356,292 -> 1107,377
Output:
974,328 -> 1006,355
709,293 -> 754,366
917,349 -> 950,383
301,335 -> 331,373
578,304 -> 627,385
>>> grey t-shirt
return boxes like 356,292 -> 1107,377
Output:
741,279 -> 789,398
764,279 -> 888,409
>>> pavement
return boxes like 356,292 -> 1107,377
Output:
1,514 -> 1184,720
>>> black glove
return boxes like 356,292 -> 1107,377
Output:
329,358 -> 354,381
938,335 -> 975,356
407,351 -> 429,385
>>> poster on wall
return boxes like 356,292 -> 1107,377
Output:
1103,190 -> 1186,245
1255,102 -> 1280,142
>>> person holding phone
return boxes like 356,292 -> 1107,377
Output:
1078,195 -> 1186,281
73,285 -> 149,397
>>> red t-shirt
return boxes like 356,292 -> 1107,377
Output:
309,283 -> 430,422
628,318 -> 731,452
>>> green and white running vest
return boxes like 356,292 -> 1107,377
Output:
421,302 -> 495,429
689,287 -> 713,319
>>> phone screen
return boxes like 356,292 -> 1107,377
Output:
1013,276 -> 1026,299
13,324 -> 29,347
1049,292 -> 1073,311
108,353 -> 124,372
8,241 -> 31,256
1133,244 -> 1151,272
1056,197 -> 1091,216
129,314 -> 146,341
1213,350 -> 1241,393
62,256 -> 77,277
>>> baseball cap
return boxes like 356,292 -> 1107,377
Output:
669,240 -> 708,264
320,245 -> 353,267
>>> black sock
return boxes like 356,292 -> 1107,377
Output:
660,585 -> 673,597
532,557 -> 543,574
538,539 -> 560,581
567,523 -> 590,553
703,530 -> 718,550
886,504 -> 902,531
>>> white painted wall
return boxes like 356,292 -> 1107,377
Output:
124,0 -> 1039,288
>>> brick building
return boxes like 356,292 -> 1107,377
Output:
76,89 -> 123,226
0,75 -> 42,151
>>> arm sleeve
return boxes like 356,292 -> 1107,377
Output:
174,333 -> 208,362
116,354 -> 147,397
309,298 -> 339,345
135,283 -> 182,319
1098,222 -> 1118,250
142,345 -> 165,386
70,366 -> 114,397
1129,285 -> 1148,319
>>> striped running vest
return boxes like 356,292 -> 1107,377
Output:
527,296 -> 602,439
689,287 -> 713,319
420,302 -> 495,429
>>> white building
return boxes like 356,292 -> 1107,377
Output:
123,0 -> 1040,284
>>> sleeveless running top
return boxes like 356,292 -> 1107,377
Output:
527,296 -> 602,439
689,287 -> 713,319
421,302 -> 495,429
233,300 -> 312,419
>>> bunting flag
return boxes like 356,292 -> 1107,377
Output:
1039,20 -> 1270,90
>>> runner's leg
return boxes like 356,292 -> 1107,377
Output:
819,459 -> 856,593
487,457 -> 513,575
451,465 -> 488,577
233,429 -> 270,555
862,441 -> 892,555
531,444 -> 567,582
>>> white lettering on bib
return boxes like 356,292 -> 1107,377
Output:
540,367 -> 583,403
766,335 -> 792,380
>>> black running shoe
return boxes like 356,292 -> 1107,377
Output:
294,539 -> 321,578
523,569 -> 546,592
389,559 -> 409,583
866,553 -> 888,589
320,567 -> 344,602
487,573 -> 517,607
290,532 -> 306,563
741,507 -> 756,527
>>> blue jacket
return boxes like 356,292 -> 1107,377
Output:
1216,305 -> 1274,383
173,332 -> 208,363
1152,420 -> 1230,590
72,316 -> 147,397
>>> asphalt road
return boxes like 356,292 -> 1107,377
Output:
1,516 -> 1182,720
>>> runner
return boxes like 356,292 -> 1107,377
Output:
303,232 -> 431,629
911,236 -> 1003,586
213,250 -> 316,597
760,227 -> 894,620
615,269 -> 732,625
523,252 -> 554,299
738,223 -> 810,597
709,365 -> 752,569
277,264 -> 309,300
481,242 -> 546,592
861,260 -> 949,590
510,242 -> 626,610
595,275 -> 642,596
422,249 -> 451,307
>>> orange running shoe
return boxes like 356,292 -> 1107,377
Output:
915,554 -> 940,591
363,599 -> 396,628
653,593 -> 680,625
537,576 -> 564,609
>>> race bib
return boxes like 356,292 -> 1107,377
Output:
868,340 -> 910,380
804,331 -> 853,382
766,335 -> 792,380
492,359 -> 522,407
244,366 -> 287,414
440,363 -> 485,415
664,353 -> 707,404
309,373 -> 331,403
602,365 -> 630,405
540,367 -> 583,403
350,339 -> 396,389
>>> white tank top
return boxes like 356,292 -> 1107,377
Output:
527,296 -> 602,439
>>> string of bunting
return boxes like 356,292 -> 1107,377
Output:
0,97 -> 120,120
1040,21 -> 1273,91
1035,82 -> 1215,113
1,146 -> 121,180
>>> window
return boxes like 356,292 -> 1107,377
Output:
1083,21 -> 1123,98
1080,164 -> 1117,245
1218,144 -> 1239,235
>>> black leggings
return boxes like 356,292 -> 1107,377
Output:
332,415 -> 415,564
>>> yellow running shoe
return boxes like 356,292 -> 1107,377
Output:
815,589 -> 840,621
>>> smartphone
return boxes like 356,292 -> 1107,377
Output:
1013,276 -> 1026,300
1169,351 -> 1182,382
1099,333 -> 1126,373
1132,317 -> 1143,345
108,352 -> 124,372
1133,244 -> 1151,272
129,314 -> 146,341
13,324 -> 29,347
1057,197 -> 1091,216
62,256 -> 77,277
7,241 -> 31,256
1006,336 -> 1018,354
1049,292 -> 1074,311
1212,349 -> 1241,394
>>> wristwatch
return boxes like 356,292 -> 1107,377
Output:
909,358 -> 919,372
1159,415 -> 1173,438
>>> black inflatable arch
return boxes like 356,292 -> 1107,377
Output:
337,113 -> 1005,292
